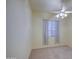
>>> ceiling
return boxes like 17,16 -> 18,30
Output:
29,0 -> 72,12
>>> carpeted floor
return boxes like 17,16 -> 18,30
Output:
29,46 -> 72,59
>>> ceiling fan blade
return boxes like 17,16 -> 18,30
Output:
65,11 -> 72,13
51,11 -> 60,13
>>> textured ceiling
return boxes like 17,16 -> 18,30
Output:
29,0 -> 72,12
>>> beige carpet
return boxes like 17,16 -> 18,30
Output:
29,46 -> 72,59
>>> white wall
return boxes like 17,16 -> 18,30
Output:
32,12 -> 72,49
6,0 -> 32,59
62,14 -> 72,47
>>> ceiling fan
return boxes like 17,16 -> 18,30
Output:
52,0 -> 72,19
55,6 -> 72,19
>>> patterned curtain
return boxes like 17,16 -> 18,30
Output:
51,20 -> 60,43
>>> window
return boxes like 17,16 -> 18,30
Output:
48,20 -> 59,37
43,20 -> 59,44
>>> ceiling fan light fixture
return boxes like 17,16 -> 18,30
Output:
56,14 -> 60,18
64,14 -> 67,17
59,13 -> 64,16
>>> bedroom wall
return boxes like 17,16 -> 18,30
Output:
62,14 -> 72,47
32,12 -> 72,49
6,0 -> 32,59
